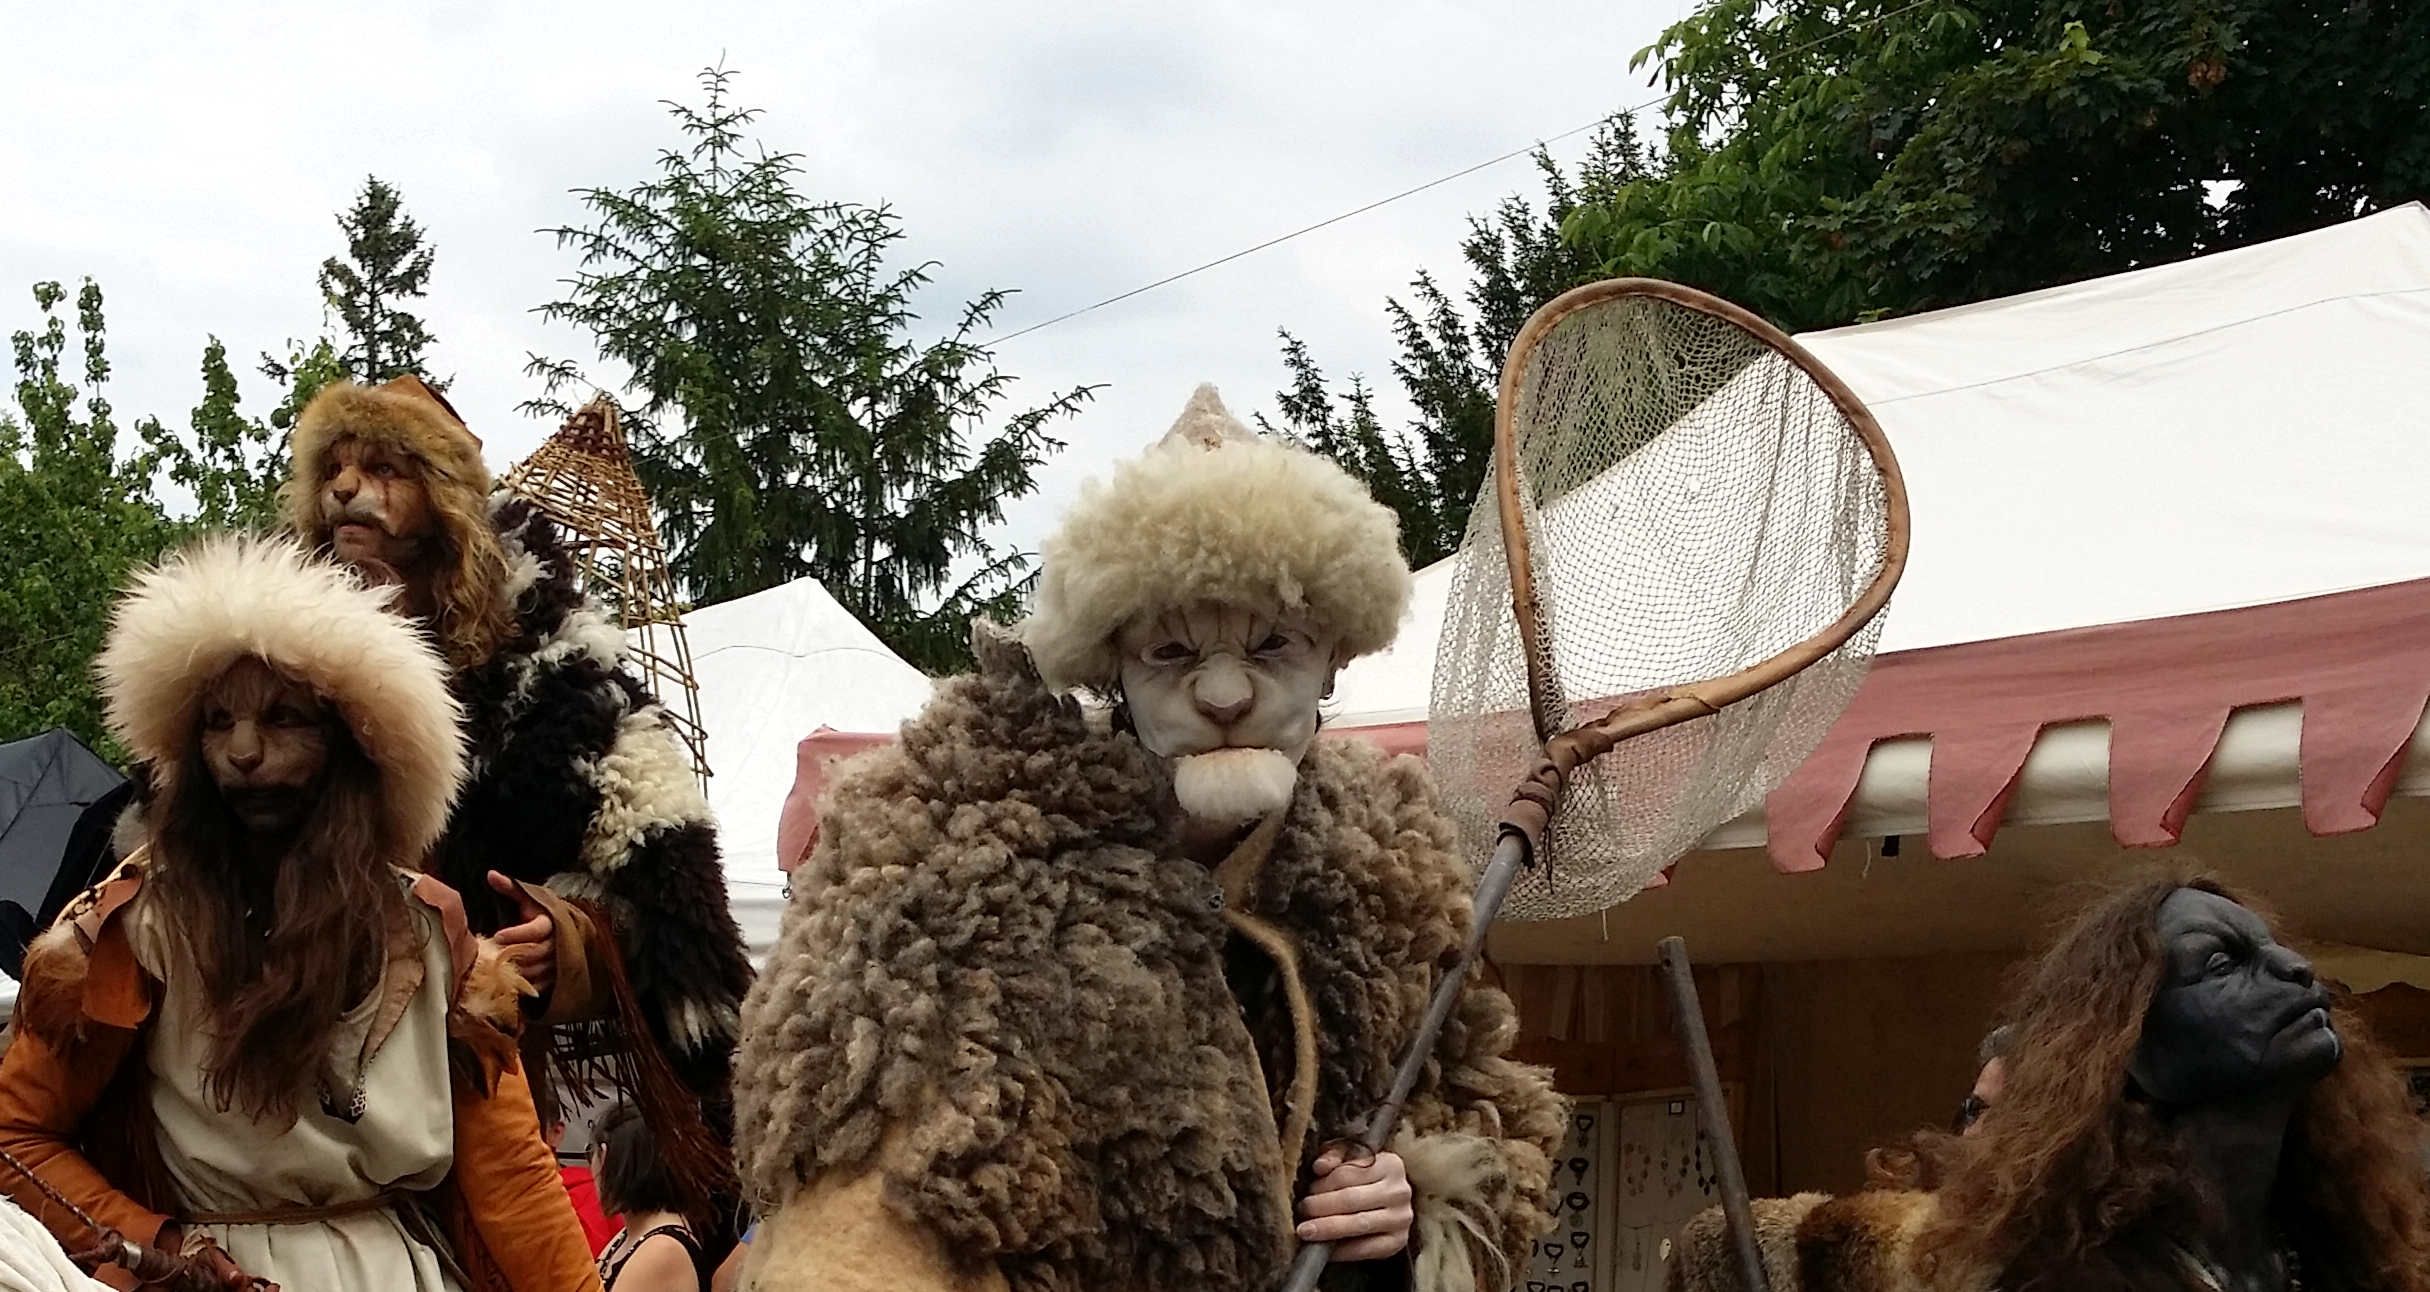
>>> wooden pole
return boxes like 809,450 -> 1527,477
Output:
1659,936 -> 1771,1292
1275,829 -> 1532,1292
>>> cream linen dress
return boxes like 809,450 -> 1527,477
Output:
130,878 -> 464,1291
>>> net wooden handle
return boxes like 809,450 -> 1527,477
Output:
1496,692 -> 1724,848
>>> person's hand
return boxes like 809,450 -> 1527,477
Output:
1296,1144 -> 1414,1262
487,871 -> 556,998
164,1226 -> 277,1291
196,1242 -> 276,1291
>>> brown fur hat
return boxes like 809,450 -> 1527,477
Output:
282,376 -> 518,670
282,376 -> 488,541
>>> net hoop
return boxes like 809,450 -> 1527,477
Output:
1493,278 -> 1911,756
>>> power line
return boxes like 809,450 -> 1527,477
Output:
983,116 -> 1612,348
981,0 -> 1945,348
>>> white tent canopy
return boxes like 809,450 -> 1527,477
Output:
1327,203 -> 2430,845
672,577 -> 933,957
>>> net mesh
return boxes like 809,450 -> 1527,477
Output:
1429,290 -> 1894,922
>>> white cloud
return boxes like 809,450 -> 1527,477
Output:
0,0 -> 1673,565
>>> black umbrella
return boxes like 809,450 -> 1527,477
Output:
0,729 -> 133,981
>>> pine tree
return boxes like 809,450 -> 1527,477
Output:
526,66 -> 1096,673
318,176 -> 442,385
1261,118 -> 1648,567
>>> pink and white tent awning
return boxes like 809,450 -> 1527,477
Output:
779,203 -> 2430,879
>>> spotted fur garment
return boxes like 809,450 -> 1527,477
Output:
434,493 -> 752,1113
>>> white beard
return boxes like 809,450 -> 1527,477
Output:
1169,748 -> 1300,824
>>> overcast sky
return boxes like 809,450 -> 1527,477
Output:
0,0 -> 1678,569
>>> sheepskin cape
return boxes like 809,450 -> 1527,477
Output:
734,625 -> 1565,1292
431,495 -> 752,1113
94,534 -> 465,857
277,375 -> 748,1119
1665,1192 -> 1986,1292
1023,384 -> 1413,694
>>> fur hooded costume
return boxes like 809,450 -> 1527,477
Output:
282,378 -> 752,1201
732,388 -> 1563,1292
0,535 -> 601,1292
97,534 -> 464,856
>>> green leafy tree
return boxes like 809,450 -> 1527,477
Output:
526,66 -> 1096,673
0,281 -> 177,752
319,176 -> 443,385
1563,0 -> 2430,331
137,337 -> 288,529
1262,121 -> 1648,567
258,335 -> 346,432
1,282 -> 304,750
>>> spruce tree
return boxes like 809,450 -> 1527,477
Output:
527,66 -> 1095,673
1261,119 -> 1646,567
318,176 -> 441,385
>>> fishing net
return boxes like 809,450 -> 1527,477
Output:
1428,283 -> 1902,922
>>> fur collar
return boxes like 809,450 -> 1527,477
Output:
1666,1192 -> 1984,1292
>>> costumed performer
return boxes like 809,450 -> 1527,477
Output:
280,378 -> 751,1214
1669,870 -> 2430,1292
732,385 -> 1567,1292
0,535 -> 602,1291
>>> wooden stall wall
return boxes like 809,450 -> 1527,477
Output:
1501,958 -> 2430,1204
1501,953 -> 2008,1196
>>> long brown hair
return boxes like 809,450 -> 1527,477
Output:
418,474 -> 515,671
148,723 -> 413,1124
1905,871 -> 2430,1291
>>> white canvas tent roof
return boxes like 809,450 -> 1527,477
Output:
675,577 -> 932,958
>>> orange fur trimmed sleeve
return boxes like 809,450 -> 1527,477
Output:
0,924 -> 172,1269
417,875 -> 600,1292
444,1051 -> 604,1292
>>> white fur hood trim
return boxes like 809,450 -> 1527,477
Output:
95,534 -> 466,860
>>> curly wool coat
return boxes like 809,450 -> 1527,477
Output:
1666,1192 -> 1962,1292
435,493 -> 752,1113
733,627 -> 1565,1292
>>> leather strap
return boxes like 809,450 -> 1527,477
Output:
408,874 -> 479,998
1213,812 -> 1323,1187
182,1191 -> 404,1228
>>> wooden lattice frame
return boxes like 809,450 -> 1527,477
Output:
499,399 -> 710,789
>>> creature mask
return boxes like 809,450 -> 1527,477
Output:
1116,601 -> 1340,825
2131,887 -> 2342,1106
198,656 -> 335,834
317,435 -> 437,572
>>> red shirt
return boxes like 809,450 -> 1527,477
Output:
559,1164 -> 618,1255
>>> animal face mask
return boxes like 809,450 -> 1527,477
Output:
2131,886 -> 2342,1106
318,435 -> 436,572
199,657 -> 334,834
1116,603 -> 1339,825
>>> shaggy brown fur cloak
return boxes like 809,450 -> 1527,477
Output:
280,380 -> 751,1217
733,626 -> 1564,1292
1666,1192 -> 1966,1292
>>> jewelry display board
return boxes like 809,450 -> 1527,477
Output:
1522,1100 -> 1613,1292
1520,1088 -> 1738,1292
